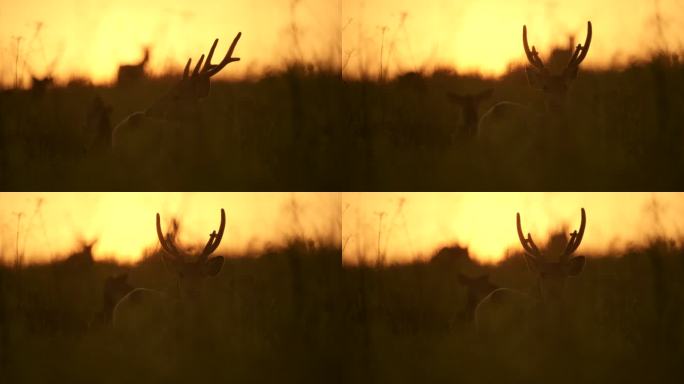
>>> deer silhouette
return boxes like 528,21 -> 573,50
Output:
478,22 -> 592,156
112,209 -> 226,333
447,88 -> 494,141
84,95 -> 113,152
117,47 -> 150,85
90,273 -> 134,328
457,272 -> 498,321
111,34 -> 241,171
475,208 -> 587,338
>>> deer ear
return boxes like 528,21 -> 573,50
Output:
566,256 -> 585,276
203,256 -> 224,276
526,66 -> 544,89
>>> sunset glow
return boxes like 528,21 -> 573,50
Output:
0,193 -> 340,264
0,0 -> 339,87
4,0 -> 684,86
343,193 -> 684,264
343,0 -> 684,78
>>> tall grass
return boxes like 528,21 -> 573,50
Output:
0,66 -> 342,190
3,231 -> 684,382
3,51 -> 683,190
341,53 -> 684,190
341,239 -> 684,383
1,239 -> 342,383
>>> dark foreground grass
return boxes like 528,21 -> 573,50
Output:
341,54 -> 684,190
2,54 -> 683,191
0,241 -> 342,383
341,240 -> 684,383
3,239 -> 684,383
0,68 -> 342,190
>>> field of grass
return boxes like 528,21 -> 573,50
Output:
0,240 -> 342,383
341,239 -> 684,383
341,54 -> 684,190
0,67 -> 341,190
3,235 -> 684,383
2,53 -> 683,191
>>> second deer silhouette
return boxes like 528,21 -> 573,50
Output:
447,88 -> 493,142
117,47 -> 150,85
112,209 -> 226,333
111,33 -> 241,167
474,208 -> 587,337
84,95 -> 113,152
457,272 -> 498,321
90,273 -> 134,327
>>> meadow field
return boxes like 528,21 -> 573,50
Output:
3,234 -> 684,382
341,238 -> 684,383
0,240 -> 342,383
0,67 -> 341,190
342,53 -> 684,190
2,52 -> 683,191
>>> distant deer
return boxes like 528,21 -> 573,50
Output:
112,209 -> 226,333
447,88 -> 493,141
29,75 -> 54,96
457,272 -> 498,321
90,273 -> 134,327
84,95 -> 113,152
111,34 -> 241,165
116,47 -> 150,85
62,240 -> 97,268
25,53 -> 60,97
477,22 -> 592,153
474,208 -> 586,337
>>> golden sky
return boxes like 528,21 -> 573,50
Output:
0,0 -> 339,86
0,193 -> 340,264
343,0 -> 684,78
3,193 -> 682,265
4,1 -> 684,86
343,193 -> 684,264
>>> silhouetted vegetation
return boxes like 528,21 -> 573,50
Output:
4,51 -> 684,190
3,229 -> 684,382
0,239 -> 341,383
341,52 -> 684,190
341,239 -> 684,383
0,66 -> 341,190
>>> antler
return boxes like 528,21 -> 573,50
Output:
183,33 -> 242,80
523,25 -> 549,75
198,208 -> 226,261
517,212 -> 542,259
563,21 -> 592,76
156,213 -> 182,260
561,208 -> 586,259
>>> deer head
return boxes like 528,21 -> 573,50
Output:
523,22 -> 592,111
103,273 -> 134,312
516,208 -> 586,302
86,95 -> 113,150
146,33 -> 241,121
447,88 -> 494,139
156,209 -> 226,296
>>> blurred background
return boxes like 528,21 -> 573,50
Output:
343,0 -> 684,78
0,192 -> 340,264
0,0 -> 339,87
5,0 -> 684,85
343,192 -> 684,264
